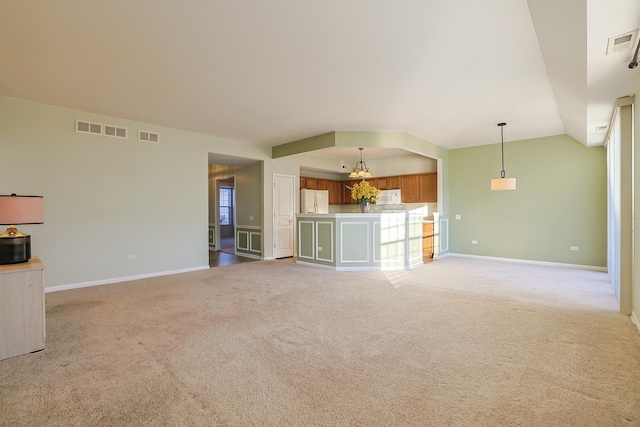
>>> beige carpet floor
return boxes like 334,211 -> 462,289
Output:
1,257 -> 639,426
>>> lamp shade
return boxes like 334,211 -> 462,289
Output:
0,195 -> 44,225
490,178 -> 517,191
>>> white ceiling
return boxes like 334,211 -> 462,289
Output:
1,0 -> 639,154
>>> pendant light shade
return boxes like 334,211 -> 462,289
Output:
490,122 -> 516,191
349,148 -> 373,178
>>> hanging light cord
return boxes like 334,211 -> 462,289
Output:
498,122 -> 506,178
629,38 -> 640,69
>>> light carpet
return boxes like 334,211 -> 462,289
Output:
1,257 -> 639,426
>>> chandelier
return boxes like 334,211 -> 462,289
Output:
348,148 -> 373,178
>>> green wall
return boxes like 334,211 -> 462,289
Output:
0,96 -> 270,288
449,134 -> 606,267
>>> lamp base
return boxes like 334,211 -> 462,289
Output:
0,235 -> 31,265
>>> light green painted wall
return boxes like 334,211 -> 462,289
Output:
449,134 -> 606,267
0,96 -> 271,287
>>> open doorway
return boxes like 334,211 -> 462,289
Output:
217,176 -> 236,254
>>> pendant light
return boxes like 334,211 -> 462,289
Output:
349,147 -> 373,178
490,122 -> 516,191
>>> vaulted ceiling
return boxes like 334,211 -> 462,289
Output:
1,0 -> 639,152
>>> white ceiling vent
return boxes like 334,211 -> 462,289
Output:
595,125 -> 609,132
607,29 -> 639,55
76,120 -> 102,135
104,125 -> 127,139
138,130 -> 160,144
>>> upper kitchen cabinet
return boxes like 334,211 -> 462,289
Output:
304,177 -> 318,189
400,175 -> 420,203
377,176 -> 400,190
328,180 -> 343,205
419,173 -> 437,202
401,173 -> 437,203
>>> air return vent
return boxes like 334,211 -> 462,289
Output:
607,29 -> 639,55
104,125 -> 128,139
76,120 -> 103,135
138,130 -> 160,144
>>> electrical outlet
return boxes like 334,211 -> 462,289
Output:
317,246 -> 323,251
456,214 -> 461,220
249,215 -> 254,221
472,240 -> 478,245
128,255 -> 136,260
571,246 -> 579,251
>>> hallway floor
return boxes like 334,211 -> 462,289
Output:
209,250 -> 257,268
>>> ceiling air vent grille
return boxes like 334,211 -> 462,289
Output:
138,130 -> 160,144
607,29 -> 639,55
104,125 -> 128,139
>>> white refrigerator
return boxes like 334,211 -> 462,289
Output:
300,189 -> 329,214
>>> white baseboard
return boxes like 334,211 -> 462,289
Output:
632,311 -> 640,336
446,253 -> 607,272
45,265 -> 210,293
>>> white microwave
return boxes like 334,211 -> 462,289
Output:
378,189 -> 402,205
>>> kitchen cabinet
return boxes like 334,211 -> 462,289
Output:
365,178 -> 378,189
378,176 -> 399,190
305,178 -> 318,189
401,175 -> 420,203
316,179 -> 328,190
328,180 -> 343,205
300,172 -> 437,205
419,173 -> 437,202
343,180 -> 357,204
422,222 -> 434,258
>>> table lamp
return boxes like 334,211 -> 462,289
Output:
0,194 -> 44,265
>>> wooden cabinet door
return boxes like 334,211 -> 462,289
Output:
400,175 -> 419,203
377,177 -> 389,190
328,180 -> 341,205
387,176 -> 400,189
300,177 -> 306,189
418,173 -> 437,202
316,179 -> 328,190
343,180 -> 356,204
422,222 -> 434,258
305,178 -> 318,189
365,178 -> 378,189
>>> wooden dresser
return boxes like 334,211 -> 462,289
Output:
0,257 -> 45,360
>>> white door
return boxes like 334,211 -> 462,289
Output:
273,173 -> 295,258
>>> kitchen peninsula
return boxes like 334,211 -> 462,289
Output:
296,212 -> 429,270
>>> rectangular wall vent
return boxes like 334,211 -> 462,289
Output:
76,120 -> 128,139
607,29 -> 639,55
76,120 -> 103,135
138,130 -> 160,143
104,125 -> 128,139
